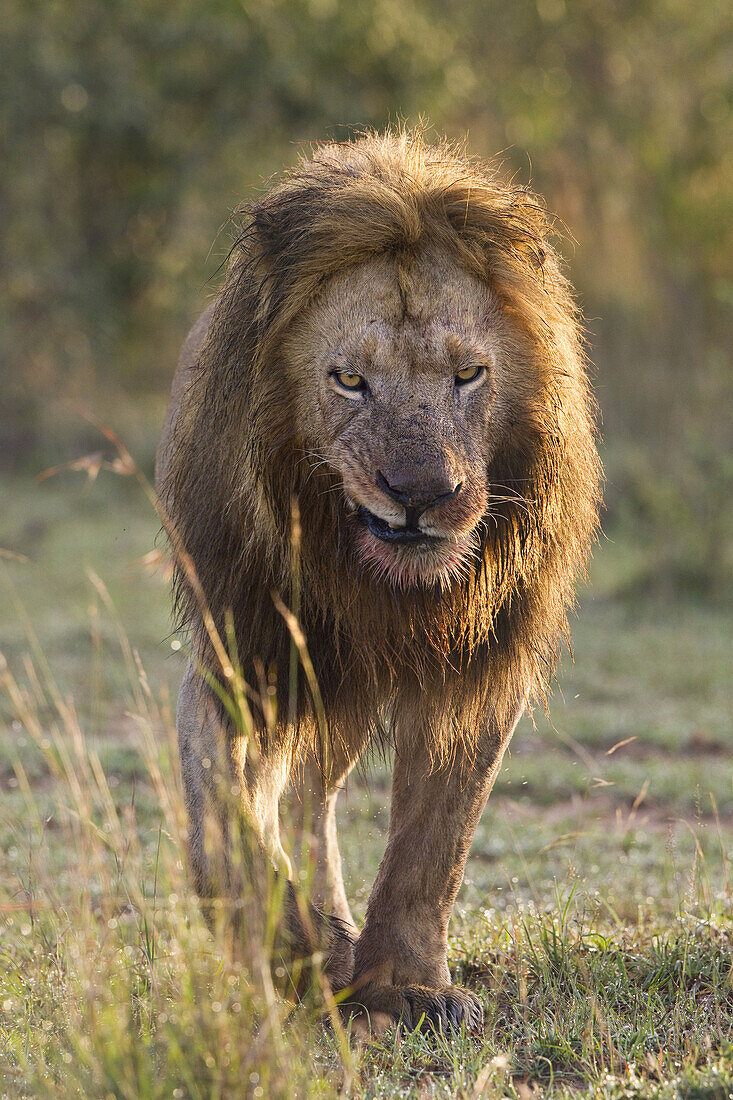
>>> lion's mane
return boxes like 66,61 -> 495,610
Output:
164,129 -> 601,765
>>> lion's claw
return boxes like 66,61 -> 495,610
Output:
403,985 -> 483,1033
344,983 -> 483,1037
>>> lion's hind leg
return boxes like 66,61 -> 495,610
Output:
279,881 -> 355,999
176,662 -> 216,902
290,754 -> 359,935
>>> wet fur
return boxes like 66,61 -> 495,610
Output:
163,129 -> 600,769
159,129 -> 601,1029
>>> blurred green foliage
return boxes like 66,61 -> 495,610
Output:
2,0 -> 732,591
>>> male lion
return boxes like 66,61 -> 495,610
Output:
157,130 -> 601,1035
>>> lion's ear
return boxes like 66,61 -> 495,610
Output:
251,189 -> 316,264
442,184 -> 549,274
252,204 -> 280,251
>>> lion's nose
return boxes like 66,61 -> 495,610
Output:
376,470 -> 462,523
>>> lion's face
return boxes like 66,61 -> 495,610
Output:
286,248 -> 521,588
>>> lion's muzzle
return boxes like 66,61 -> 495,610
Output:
357,505 -> 447,546
375,470 -> 463,530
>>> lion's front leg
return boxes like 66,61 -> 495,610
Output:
177,663 -> 355,994
348,700 -> 524,1036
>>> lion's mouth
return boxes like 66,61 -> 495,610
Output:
356,506 -> 445,547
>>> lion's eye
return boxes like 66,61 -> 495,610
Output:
332,370 -> 366,392
454,363 -> 485,386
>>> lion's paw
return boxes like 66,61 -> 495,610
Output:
343,983 -> 483,1038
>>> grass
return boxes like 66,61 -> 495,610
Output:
0,462 -> 731,1098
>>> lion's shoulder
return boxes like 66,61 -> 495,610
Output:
156,301 -> 218,495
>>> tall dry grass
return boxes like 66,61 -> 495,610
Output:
0,463 -> 354,1098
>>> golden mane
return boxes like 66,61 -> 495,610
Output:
164,128 -> 601,765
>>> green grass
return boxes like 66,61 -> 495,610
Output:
1,466 -> 731,1098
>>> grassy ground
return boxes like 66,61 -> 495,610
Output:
1,465 -> 731,1098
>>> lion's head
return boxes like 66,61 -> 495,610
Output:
283,248 -> 520,588
165,129 -> 600,723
